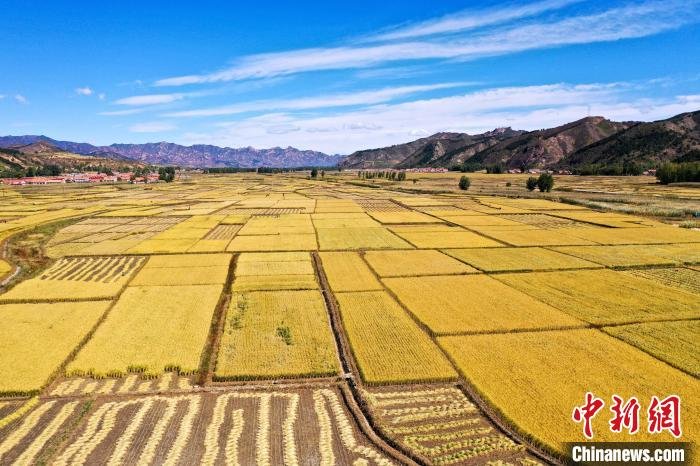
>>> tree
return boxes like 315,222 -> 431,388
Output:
397,171 -> 406,181
526,177 -> 538,191
158,166 -> 176,182
537,173 -> 554,192
310,168 -> 318,178
320,170 -> 325,178
458,175 -> 471,190
486,163 -> 504,174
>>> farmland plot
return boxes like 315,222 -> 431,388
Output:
334,291 -> 457,384
0,301 -> 110,395
319,251 -> 383,291
384,275 -> 583,334
232,252 -> 317,291
365,249 -> 478,277
603,320 -> 700,377
0,256 -> 144,302
439,330 -> 700,453
316,227 -> 412,250
216,290 -> 339,379
364,386 -> 536,465
625,267 -> 700,294
444,247 -> 600,272
496,269 -> 700,325
552,244 -> 689,267
391,225 -> 503,249
67,285 -> 222,377
0,388 -> 394,465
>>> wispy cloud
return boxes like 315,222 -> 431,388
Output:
163,82 -> 473,117
180,82 -> 697,153
155,0 -> 698,86
366,0 -> 581,41
128,121 -> 177,133
75,86 -> 94,96
98,93 -> 106,101
14,94 -> 28,104
99,108 -> 148,116
115,93 -> 187,106
0,94 -> 5,100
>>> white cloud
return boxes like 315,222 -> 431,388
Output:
98,93 -> 106,101
115,93 -> 186,106
367,0 -> 581,41
178,83 -> 699,153
0,94 -> 5,100
75,87 -> 94,96
129,121 -> 177,133
164,82 -> 472,117
99,108 -> 148,116
14,94 -> 28,104
155,0 -> 697,86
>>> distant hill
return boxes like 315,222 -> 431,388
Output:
340,112 -> 699,170
0,141 -> 144,174
0,136 -> 341,168
559,111 -> 700,168
467,117 -> 633,169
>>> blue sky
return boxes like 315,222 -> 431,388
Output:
2,0 -> 700,154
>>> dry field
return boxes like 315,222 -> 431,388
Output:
0,173 -> 697,464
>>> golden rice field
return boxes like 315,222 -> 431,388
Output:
439,330 -> 700,453
496,269 -> 699,325
216,290 -> 339,379
334,291 -> 457,384
443,246 -> 600,272
0,301 -> 110,395
0,173 -> 697,464
67,284 -> 222,377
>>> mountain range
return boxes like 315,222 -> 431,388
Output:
0,136 -> 341,168
341,110 -> 700,170
1,110 -> 698,171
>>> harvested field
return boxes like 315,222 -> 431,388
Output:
0,388 -> 395,465
364,386 -> 536,465
625,266 -> 700,294
0,256 -> 144,302
204,223 -> 241,240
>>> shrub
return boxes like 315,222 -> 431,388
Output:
310,168 -> 318,178
526,177 -> 538,191
537,173 -> 554,192
458,176 -> 471,190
